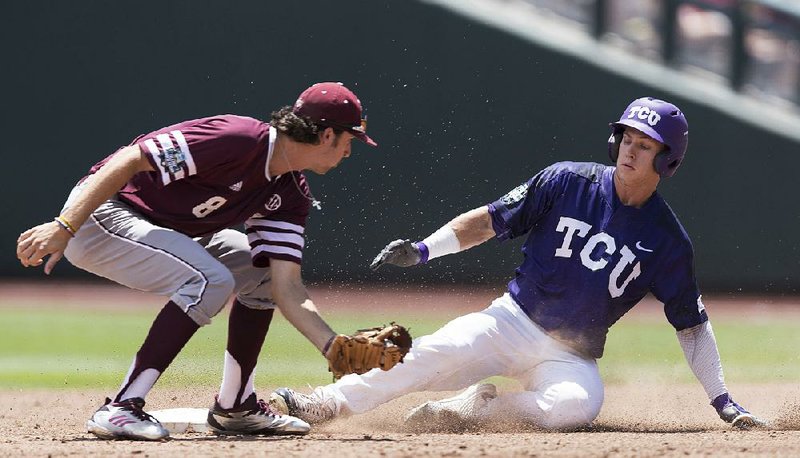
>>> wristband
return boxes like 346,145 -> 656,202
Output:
415,242 -> 430,264
420,225 -> 461,261
54,216 -> 76,237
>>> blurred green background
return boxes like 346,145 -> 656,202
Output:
2,300 -> 798,390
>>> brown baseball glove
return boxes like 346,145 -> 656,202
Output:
324,323 -> 412,380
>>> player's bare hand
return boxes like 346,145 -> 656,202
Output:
16,221 -> 71,274
370,239 -> 421,270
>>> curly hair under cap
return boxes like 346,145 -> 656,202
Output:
270,106 -> 344,144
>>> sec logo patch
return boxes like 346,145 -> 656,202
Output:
266,194 -> 282,211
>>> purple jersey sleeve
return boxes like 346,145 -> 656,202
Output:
488,164 -> 566,241
651,229 -> 708,330
245,172 -> 311,266
135,116 -> 262,187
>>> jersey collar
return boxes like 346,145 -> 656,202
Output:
600,166 -> 616,210
264,126 -> 277,181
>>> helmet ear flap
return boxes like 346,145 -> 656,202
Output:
607,131 -> 623,163
653,147 -> 682,178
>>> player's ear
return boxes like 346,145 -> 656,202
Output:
319,126 -> 336,144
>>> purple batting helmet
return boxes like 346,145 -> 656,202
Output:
607,97 -> 689,178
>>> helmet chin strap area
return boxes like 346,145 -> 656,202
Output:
280,148 -> 322,210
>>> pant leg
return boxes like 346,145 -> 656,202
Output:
198,229 -> 274,309
482,297 -> 605,430
329,295 -> 519,415
198,229 -> 276,407
64,197 -> 235,326
329,293 -> 604,428
485,359 -> 604,430
61,193 -> 235,400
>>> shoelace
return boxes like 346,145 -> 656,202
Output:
250,399 -> 280,418
295,390 -> 335,420
114,399 -> 158,423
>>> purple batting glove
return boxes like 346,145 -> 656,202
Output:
711,393 -> 767,429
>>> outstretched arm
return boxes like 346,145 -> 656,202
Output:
370,206 -> 495,270
448,206 -> 496,250
270,258 -> 336,352
16,145 -> 153,274
271,258 -> 412,380
677,321 -> 766,428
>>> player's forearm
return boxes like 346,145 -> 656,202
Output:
447,206 -> 495,250
677,321 -> 727,400
60,145 -> 152,229
421,206 -> 494,261
273,283 -> 336,351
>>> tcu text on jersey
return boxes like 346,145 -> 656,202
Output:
554,216 -> 641,298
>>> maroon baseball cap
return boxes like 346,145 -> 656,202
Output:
292,82 -> 377,147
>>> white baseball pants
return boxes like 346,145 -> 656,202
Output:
326,293 -> 604,429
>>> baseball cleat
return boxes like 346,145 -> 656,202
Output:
712,393 -> 767,430
404,383 -> 498,433
269,387 -> 337,424
206,392 -> 310,436
732,413 -> 768,430
87,397 -> 170,441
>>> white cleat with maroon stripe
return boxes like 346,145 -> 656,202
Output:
87,397 -> 169,441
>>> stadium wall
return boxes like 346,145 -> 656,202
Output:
3,0 -> 798,292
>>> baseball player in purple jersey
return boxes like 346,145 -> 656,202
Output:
270,97 -> 766,431
16,82 -> 377,440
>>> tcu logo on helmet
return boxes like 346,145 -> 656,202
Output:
627,105 -> 661,126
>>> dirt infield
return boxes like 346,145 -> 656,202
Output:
1,383 -> 799,457
2,282 -> 800,456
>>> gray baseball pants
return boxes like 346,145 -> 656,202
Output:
62,185 -> 274,326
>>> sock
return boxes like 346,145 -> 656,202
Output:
115,301 -> 200,402
217,300 -> 274,409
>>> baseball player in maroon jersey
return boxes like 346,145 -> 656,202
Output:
15,82 -> 377,440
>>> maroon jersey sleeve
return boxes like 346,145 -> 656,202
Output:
135,116 -> 264,187
245,172 -> 312,266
